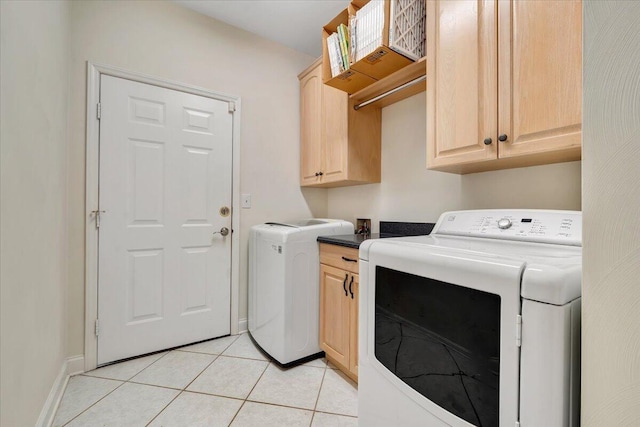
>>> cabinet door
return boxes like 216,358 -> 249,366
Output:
498,0 -> 582,158
300,64 -> 323,185
321,83 -> 348,183
348,273 -> 359,378
320,264 -> 351,368
427,0 -> 498,169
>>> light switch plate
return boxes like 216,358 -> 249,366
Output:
241,194 -> 251,209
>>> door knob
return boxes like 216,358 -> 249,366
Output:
498,134 -> 508,142
483,137 -> 492,145
213,227 -> 230,237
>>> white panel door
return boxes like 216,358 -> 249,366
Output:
98,75 -> 232,365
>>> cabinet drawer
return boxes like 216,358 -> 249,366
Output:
319,243 -> 359,274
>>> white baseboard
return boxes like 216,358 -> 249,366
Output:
67,355 -> 85,376
238,317 -> 248,334
35,355 -> 85,427
36,361 -> 69,427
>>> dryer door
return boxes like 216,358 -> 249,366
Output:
360,240 -> 524,427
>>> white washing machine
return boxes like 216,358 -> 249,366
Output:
249,219 -> 353,366
359,210 -> 581,427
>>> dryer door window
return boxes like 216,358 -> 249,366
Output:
374,266 -> 501,427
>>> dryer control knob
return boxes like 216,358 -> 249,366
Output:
497,218 -> 512,229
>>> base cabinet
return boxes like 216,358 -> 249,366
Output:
319,244 -> 359,381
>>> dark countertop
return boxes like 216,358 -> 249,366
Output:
317,233 -> 393,249
318,221 -> 436,249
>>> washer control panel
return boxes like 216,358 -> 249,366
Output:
434,210 -> 582,246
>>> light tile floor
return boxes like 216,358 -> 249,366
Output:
53,334 -> 358,427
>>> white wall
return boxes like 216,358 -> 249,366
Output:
582,2 -> 640,425
67,0 -> 326,357
328,94 -> 461,227
327,93 -> 581,227
0,1 -> 71,425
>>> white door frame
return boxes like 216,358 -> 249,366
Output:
84,62 -> 241,371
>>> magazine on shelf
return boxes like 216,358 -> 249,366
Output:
337,23 -> 350,70
326,33 -> 342,77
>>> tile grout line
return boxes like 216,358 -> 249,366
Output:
177,388 -> 246,402
146,350 -> 230,426
235,360 -> 329,423
199,352 -> 269,363
80,351 -> 169,382
243,398 -> 322,413
143,389 -> 184,427
182,354 -> 220,390
61,353 -> 171,426
309,361 -> 330,426
123,351 -> 171,382
144,352 -> 221,426
60,339 -> 355,426
57,335 -> 238,426
65,350 -> 196,426
226,360 -> 272,426
175,334 -> 241,357
314,410 -> 358,419
61,379 -> 127,426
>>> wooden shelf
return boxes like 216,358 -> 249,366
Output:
349,57 -> 426,109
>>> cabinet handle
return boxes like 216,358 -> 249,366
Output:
349,275 -> 354,299
341,256 -> 357,263
315,172 -> 320,177
343,273 -> 348,297
318,171 -> 324,176
483,137 -> 492,145
498,134 -> 508,142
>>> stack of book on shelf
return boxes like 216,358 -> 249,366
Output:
354,0 -> 384,62
327,24 -> 351,78
322,0 -> 425,94
326,2 -> 385,78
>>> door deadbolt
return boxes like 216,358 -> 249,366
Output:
213,227 -> 230,237
219,206 -> 230,217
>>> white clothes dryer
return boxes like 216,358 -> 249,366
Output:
249,219 -> 353,366
359,210 -> 581,427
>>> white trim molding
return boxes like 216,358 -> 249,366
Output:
238,317 -> 248,334
66,355 -> 85,377
35,362 -> 69,427
36,355 -> 87,427
84,62 -> 241,371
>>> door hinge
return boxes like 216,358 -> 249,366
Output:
228,101 -> 236,113
91,210 -> 105,229
516,314 -> 522,347
95,319 -> 100,337
96,102 -> 102,120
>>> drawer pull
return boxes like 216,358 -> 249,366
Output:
341,256 -> 357,263
343,273 -> 348,296
349,275 -> 354,299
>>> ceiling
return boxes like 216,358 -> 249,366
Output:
174,0 -> 351,57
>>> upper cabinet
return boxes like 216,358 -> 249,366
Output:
427,0 -> 582,174
298,59 -> 381,188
